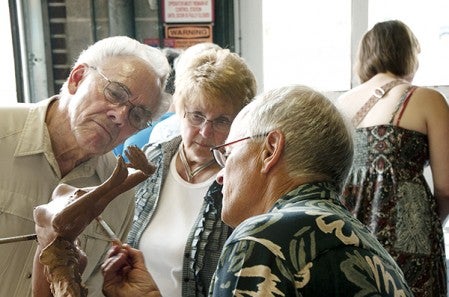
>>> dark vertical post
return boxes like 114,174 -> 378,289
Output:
108,0 -> 135,37
158,0 -> 165,47
8,0 -> 25,102
213,0 -> 234,51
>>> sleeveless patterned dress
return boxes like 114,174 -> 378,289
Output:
340,85 -> 447,297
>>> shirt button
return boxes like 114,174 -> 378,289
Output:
26,272 -> 32,278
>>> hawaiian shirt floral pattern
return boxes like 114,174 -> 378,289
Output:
209,182 -> 412,296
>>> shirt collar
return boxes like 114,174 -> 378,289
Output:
14,97 -> 57,157
271,181 -> 340,211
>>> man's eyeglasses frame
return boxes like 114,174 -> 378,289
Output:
210,133 -> 269,168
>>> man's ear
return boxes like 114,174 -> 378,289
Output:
260,130 -> 284,174
67,64 -> 88,94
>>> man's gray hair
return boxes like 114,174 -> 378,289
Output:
62,36 -> 171,118
76,36 -> 169,87
238,85 -> 353,191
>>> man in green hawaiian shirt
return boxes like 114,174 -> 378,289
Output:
101,85 -> 412,296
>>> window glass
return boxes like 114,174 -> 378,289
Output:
262,0 -> 351,92
0,1 -> 17,104
369,0 -> 449,86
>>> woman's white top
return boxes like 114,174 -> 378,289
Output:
138,152 -> 216,297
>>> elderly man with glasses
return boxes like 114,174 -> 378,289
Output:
0,36 -> 170,297
102,85 -> 412,296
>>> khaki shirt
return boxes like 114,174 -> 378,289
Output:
0,98 -> 135,296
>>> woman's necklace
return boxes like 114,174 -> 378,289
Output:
178,143 -> 216,182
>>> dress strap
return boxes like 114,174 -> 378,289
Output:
391,86 -> 417,126
351,79 -> 407,127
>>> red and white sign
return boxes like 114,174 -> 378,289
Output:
164,24 -> 213,48
163,0 -> 214,23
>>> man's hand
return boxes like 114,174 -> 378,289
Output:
102,244 -> 161,297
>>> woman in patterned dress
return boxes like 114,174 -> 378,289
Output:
337,20 -> 449,296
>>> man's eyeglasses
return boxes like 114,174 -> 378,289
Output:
90,66 -> 153,130
184,111 -> 232,133
210,133 -> 269,168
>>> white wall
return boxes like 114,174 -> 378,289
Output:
234,0 -> 264,94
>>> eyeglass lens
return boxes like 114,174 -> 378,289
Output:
103,79 -> 152,130
185,112 -> 231,133
212,149 -> 227,168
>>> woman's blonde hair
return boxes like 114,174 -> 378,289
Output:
173,46 -> 257,116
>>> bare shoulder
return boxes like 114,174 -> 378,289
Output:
335,85 -> 369,116
410,87 -> 449,121
336,86 -> 362,106
411,86 -> 447,104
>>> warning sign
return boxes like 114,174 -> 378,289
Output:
166,24 -> 211,39
164,24 -> 213,48
163,0 -> 214,23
